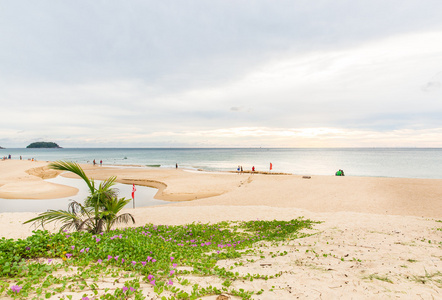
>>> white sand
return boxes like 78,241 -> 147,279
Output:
1,160 -> 441,299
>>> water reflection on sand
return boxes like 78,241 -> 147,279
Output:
0,176 -> 169,213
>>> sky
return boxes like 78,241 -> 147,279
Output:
1,0 -> 442,148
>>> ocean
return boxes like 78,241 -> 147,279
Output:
1,148 -> 442,179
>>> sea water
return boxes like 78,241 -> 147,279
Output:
1,148 -> 442,179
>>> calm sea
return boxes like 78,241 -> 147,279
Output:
1,148 -> 442,179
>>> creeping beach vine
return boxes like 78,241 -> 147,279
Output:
1,218 -> 317,299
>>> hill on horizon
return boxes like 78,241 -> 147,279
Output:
26,142 -> 62,149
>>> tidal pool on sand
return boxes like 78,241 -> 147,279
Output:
0,175 -> 169,213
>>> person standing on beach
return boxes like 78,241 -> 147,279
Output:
176,163 -> 178,169
93,159 -> 96,166
252,166 -> 255,173
100,160 -> 102,166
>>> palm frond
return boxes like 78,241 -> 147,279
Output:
23,209 -> 81,228
105,212 -> 135,232
59,220 -> 82,232
84,176 -> 118,208
99,176 -> 117,191
112,213 -> 135,225
49,161 -> 95,193
103,197 -> 131,213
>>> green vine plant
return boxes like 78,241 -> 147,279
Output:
1,218 -> 318,299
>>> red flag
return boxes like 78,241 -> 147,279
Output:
270,162 -> 272,170
132,184 -> 136,199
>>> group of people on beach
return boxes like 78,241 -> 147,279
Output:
234,164 -> 345,176
92,159 -> 103,166
2,155 -> 31,161
236,162 -> 275,173
236,165 -> 256,173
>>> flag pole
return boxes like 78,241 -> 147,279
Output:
132,184 -> 136,209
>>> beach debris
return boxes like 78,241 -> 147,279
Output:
302,176 -> 311,179
260,263 -> 273,267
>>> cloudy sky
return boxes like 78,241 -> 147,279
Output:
1,0 -> 442,148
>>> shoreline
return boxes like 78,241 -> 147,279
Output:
3,156 -> 442,180
1,160 -> 442,218
3,147 -> 442,181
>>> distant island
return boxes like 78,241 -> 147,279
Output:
26,142 -> 62,148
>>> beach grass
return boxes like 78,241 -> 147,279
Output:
0,218 -> 317,299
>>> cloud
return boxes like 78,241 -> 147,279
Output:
421,72 -> 442,92
60,127 -> 442,148
421,81 -> 441,92
230,107 -> 242,112
1,1 -> 442,147
2,1 -> 442,84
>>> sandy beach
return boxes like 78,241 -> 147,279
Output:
1,160 -> 441,299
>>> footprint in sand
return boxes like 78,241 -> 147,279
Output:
238,176 -> 253,187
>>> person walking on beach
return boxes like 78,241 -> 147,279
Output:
176,163 -> 178,169
252,166 -> 255,173
100,160 -> 102,166
93,159 -> 96,166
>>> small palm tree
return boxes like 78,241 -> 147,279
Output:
24,161 -> 135,233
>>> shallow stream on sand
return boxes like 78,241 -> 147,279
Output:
0,175 -> 169,213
